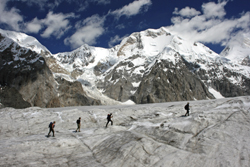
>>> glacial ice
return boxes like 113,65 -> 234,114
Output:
0,96 -> 250,167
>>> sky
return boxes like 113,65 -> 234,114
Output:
0,0 -> 249,54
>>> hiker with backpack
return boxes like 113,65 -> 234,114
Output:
184,102 -> 190,116
106,113 -> 113,128
48,121 -> 56,137
76,117 -> 81,132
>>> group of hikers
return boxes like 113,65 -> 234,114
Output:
47,113 -> 113,137
48,103 -> 190,137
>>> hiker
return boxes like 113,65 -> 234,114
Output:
48,121 -> 56,137
76,117 -> 81,132
184,102 -> 190,116
106,113 -> 113,128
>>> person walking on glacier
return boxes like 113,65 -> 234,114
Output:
48,121 -> 56,137
184,102 -> 190,116
76,117 -> 81,132
106,113 -> 113,128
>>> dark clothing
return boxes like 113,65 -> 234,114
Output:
185,103 -> 190,116
48,123 -> 55,137
76,119 -> 81,132
106,114 -> 113,127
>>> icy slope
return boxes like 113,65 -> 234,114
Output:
0,28 -> 50,54
0,96 -> 250,166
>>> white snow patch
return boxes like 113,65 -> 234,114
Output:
209,87 -> 224,99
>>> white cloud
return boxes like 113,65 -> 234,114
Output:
25,18 -> 43,33
41,12 -> 75,38
167,1 -> 250,47
64,15 -> 105,49
202,1 -> 227,18
111,0 -> 152,18
0,0 -> 23,30
108,35 -> 128,47
25,12 -> 75,38
173,7 -> 201,18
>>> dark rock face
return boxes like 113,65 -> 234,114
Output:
132,58 -> 214,104
242,56 -> 250,66
193,64 -> 250,98
0,34 -> 56,108
0,87 -> 31,109
56,78 -> 101,107
96,55 -> 144,102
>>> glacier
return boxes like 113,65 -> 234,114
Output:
0,96 -> 250,166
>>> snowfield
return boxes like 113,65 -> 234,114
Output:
0,96 -> 250,167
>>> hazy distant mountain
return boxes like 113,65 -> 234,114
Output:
0,28 -> 250,108
220,32 -> 250,66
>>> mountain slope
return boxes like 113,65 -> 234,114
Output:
0,31 -> 101,108
220,32 -> 250,66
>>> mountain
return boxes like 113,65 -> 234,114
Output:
49,27 -> 250,103
1,96 -> 250,166
0,27 -> 250,108
0,29 -> 101,108
220,32 -> 250,66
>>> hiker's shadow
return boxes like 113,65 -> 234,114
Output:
180,115 -> 186,117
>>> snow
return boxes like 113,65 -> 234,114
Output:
0,28 -> 50,54
0,96 -> 250,166
121,100 -> 135,105
131,81 -> 141,87
221,32 -> 250,64
209,87 -> 224,99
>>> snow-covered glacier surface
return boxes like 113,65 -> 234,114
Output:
0,96 -> 250,167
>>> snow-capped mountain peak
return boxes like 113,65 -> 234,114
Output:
220,32 -> 250,65
0,28 -> 50,55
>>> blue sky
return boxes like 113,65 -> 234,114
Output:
0,0 -> 249,54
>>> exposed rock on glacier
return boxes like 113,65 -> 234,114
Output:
0,96 -> 250,166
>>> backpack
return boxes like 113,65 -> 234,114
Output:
107,114 -> 110,119
184,105 -> 188,110
49,122 -> 53,128
76,119 -> 80,124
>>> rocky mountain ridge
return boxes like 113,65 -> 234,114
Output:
0,32 -> 101,108
0,27 -> 250,108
